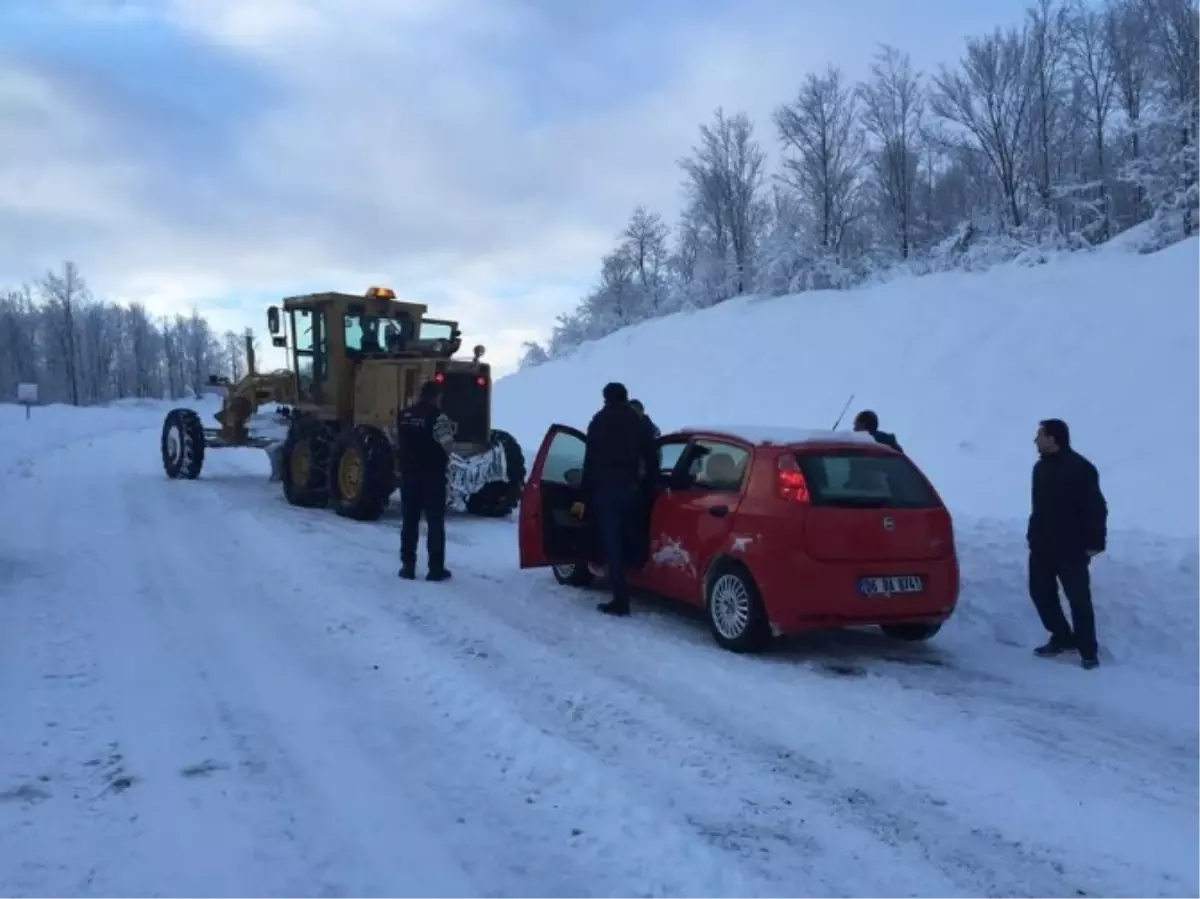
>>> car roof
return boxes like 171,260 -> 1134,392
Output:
671,425 -> 884,449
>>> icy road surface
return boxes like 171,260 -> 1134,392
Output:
1,405 -> 1196,898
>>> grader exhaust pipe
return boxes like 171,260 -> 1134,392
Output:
245,331 -> 256,377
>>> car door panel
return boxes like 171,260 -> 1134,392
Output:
518,424 -> 591,568
628,437 -> 693,593
644,440 -> 752,604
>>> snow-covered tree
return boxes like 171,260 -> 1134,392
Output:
528,0 -> 1197,360
0,262 -> 226,405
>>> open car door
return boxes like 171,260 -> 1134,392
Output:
518,424 -> 593,569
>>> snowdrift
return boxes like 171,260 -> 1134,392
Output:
495,239 -> 1200,680
496,239 -> 1199,538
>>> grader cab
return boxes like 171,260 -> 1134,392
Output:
160,286 -> 526,520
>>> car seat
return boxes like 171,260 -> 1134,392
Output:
701,452 -> 741,491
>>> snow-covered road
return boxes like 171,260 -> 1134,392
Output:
1,407 -> 1196,897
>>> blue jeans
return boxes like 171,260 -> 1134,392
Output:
591,482 -> 640,603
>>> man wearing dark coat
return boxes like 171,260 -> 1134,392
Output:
1027,418 -> 1108,669
574,383 -> 658,617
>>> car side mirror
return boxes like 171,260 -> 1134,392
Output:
272,335 -> 287,348
267,306 -> 281,335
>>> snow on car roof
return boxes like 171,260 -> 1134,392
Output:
675,425 -> 883,447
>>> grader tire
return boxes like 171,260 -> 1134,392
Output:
161,408 -> 206,480
329,425 -> 395,521
281,417 -> 335,508
465,429 -> 526,518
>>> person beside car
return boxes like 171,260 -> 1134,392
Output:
573,382 -> 658,617
853,409 -> 903,452
1027,418 -> 1107,669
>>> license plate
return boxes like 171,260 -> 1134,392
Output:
859,575 -> 924,597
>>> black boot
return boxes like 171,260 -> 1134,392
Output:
1080,655 -> 1099,670
398,564 -> 416,580
1034,637 -> 1074,658
426,568 -> 452,582
597,598 -> 630,616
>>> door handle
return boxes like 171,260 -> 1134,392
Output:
708,505 -> 730,518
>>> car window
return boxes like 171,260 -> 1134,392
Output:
685,440 -> 751,492
541,429 -> 585,486
796,451 -> 940,509
657,439 -> 689,475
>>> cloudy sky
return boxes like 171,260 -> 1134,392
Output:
1,0 -> 1027,372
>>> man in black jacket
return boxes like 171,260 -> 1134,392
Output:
397,380 -> 456,582
853,410 -> 902,452
575,382 -> 658,617
1027,418 -> 1108,669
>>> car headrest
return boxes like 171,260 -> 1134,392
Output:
704,452 -> 739,488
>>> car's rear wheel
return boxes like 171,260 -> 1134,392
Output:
880,622 -> 943,642
706,564 -> 770,653
552,563 -> 594,588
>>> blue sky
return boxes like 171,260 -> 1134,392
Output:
0,0 -> 1028,372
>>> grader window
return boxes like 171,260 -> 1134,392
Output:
344,312 -> 382,354
420,321 -> 455,341
291,308 -> 329,403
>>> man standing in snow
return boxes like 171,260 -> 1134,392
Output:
853,410 -> 903,452
573,382 -> 658,617
397,380 -> 456,582
1027,418 -> 1108,669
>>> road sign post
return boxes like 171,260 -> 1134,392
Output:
17,382 -> 38,420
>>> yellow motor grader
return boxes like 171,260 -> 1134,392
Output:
160,287 -> 525,520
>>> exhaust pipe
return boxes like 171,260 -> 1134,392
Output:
245,330 -> 257,377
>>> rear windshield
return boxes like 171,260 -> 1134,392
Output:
796,450 -> 941,509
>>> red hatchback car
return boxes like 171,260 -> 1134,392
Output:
519,424 -> 960,653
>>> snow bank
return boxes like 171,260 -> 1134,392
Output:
496,238 -> 1200,538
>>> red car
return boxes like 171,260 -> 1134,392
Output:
518,424 -> 960,653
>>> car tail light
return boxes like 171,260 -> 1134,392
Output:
433,371 -> 445,384
776,454 -> 811,504
476,375 -> 487,387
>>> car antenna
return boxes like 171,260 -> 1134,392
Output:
830,393 -> 856,430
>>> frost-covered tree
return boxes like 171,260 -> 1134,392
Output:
678,109 -> 769,301
933,27 -> 1034,227
775,66 -> 866,257
858,46 -> 926,257
533,0 -> 1196,360
0,262 -> 226,404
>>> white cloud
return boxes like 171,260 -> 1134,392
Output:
1,0 -> 1031,372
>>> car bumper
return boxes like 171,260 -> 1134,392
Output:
760,556 -> 959,636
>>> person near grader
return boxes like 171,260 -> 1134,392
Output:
397,380 -> 456,582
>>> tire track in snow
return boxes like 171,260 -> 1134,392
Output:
0,463 -> 321,896
177,446 -> 1200,892
220,484 -> 1191,897
200,475 -> 1092,896
451,568 -> 1195,898
128,455 -> 768,898
329,568 -> 1110,898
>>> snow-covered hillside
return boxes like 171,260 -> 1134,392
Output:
497,238 -> 1200,537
